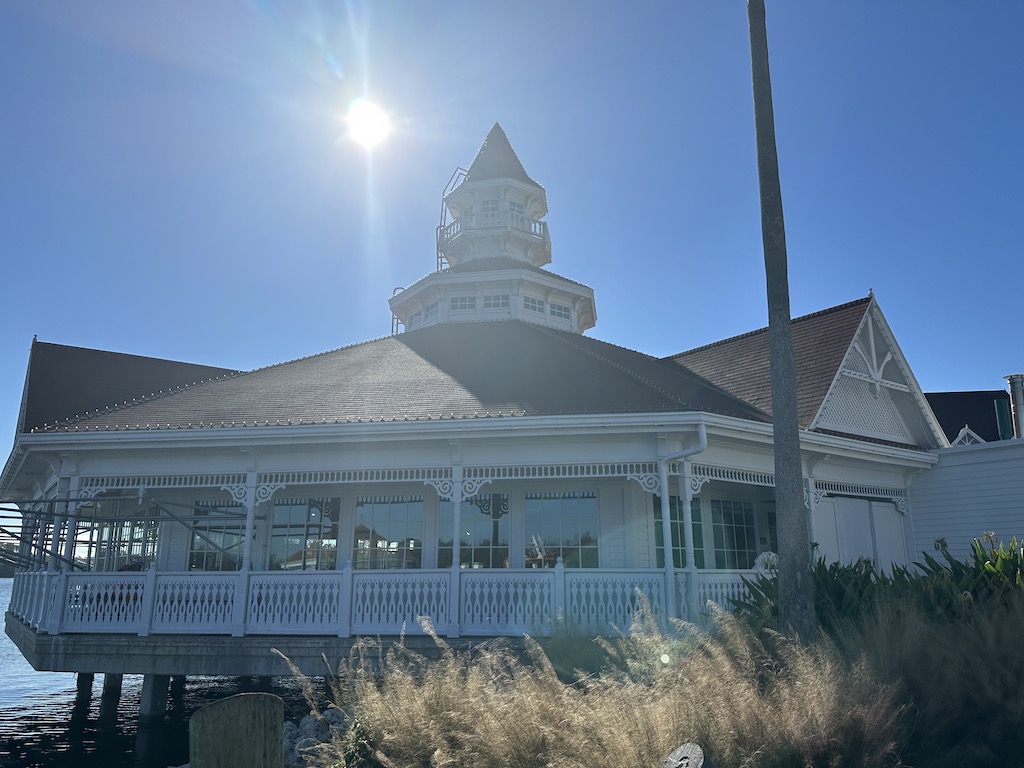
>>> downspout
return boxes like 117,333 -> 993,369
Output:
658,423 -> 707,622
1006,374 -> 1024,439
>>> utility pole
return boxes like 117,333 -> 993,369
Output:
747,0 -> 816,640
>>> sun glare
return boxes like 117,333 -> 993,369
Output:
347,98 -> 391,149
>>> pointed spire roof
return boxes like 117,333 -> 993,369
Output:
464,123 -> 541,187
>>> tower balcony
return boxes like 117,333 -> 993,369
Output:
437,212 -> 551,264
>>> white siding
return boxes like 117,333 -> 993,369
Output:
910,440 -> 1024,561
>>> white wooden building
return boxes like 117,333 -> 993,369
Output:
3,125 -> 949,699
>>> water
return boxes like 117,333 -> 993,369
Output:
0,579 -> 314,768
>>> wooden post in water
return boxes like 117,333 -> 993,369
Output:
190,692 -> 284,768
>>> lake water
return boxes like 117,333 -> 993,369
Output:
0,579 -> 314,768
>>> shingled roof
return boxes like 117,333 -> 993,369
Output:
18,340 -> 239,433
463,123 -> 541,187
665,297 -> 871,427
35,321 -> 768,433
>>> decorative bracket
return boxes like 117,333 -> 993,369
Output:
461,477 -> 492,499
424,478 -> 455,501
255,483 -> 286,504
220,484 -> 249,505
627,473 -> 660,494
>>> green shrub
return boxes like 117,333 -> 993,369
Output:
730,535 -> 1024,768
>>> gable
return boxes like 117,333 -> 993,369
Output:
810,301 -> 947,449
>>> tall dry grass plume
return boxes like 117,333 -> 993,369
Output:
288,609 -> 907,768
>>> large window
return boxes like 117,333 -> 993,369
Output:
450,295 -> 476,311
653,495 -> 705,569
524,491 -> 599,568
438,493 -> 509,569
353,495 -> 424,569
269,498 -> 339,571
189,501 -> 245,572
710,499 -> 757,569
91,508 -> 161,572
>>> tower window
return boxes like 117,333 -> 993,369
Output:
550,303 -> 571,320
509,200 -> 525,219
523,296 -> 545,313
450,296 -> 476,311
483,294 -> 510,310
482,199 -> 500,215
409,311 -> 422,329
424,301 -> 439,321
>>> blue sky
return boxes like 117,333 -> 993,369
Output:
1,1 -> 1021,448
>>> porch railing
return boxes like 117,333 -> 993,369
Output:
6,565 -> 756,639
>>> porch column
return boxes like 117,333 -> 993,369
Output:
138,674 -> 170,722
679,461 -> 700,623
61,476 -> 80,568
47,479 -> 69,572
240,472 -> 258,570
657,459 -> 678,620
447,465 -> 463,639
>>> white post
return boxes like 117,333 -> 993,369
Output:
234,475 -> 258,637
48,483 -> 67,572
553,556 -> 566,628
447,467 -> 463,639
679,462 -> 700,623
240,473 -> 258,571
62,476 -> 80,569
657,459 -> 678,620
338,560 -> 353,638
138,561 -> 158,637
46,568 -> 67,634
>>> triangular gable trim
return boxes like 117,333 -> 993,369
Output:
808,296 -> 949,448
951,425 -> 986,445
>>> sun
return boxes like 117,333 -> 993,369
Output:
346,98 -> 391,149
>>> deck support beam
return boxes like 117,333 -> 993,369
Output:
139,673 -> 170,722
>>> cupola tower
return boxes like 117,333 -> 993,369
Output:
389,124 -> 596,334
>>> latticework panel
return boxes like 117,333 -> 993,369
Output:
351,572 -> 449,634
245,574 -> 343,633
460,573 -> 554,634
817,375 -> 911,441
151,575 -> 236,632
564,572 -> 667,634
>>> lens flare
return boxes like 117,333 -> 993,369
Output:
347,98 -> 391,149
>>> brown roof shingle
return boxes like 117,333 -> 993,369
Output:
38,321 -> 768,432
665,297 -> 871,427
20,341 -> 239,433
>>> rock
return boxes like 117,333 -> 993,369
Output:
662,742 -> 715,768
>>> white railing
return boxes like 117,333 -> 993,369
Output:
7,566 -> 755,638
151,573 -> 239,634
62,572 -> 149,632
696,569 -> 756,615
438,213 -> 549,249
9,569 -> 60,629
246,571 -> 344,635
351,570 -> 450,635
565,570 -> 669,634
460,569 -> 555,635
